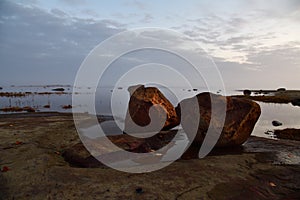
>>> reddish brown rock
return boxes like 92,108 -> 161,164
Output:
124,85 -> 180,134
176,92 -> 261,147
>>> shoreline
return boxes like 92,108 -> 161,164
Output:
0,112 -> 300,198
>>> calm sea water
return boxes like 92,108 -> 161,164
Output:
1,86 -> 299,139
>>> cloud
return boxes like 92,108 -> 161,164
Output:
60,0 -> 87,6
0,0 -> 125,85
140,13 -> 153,23
124,0 -> 147,10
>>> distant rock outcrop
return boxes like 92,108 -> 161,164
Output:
243,89 -> 251,96
176,92 -> 261,148
52,88 -> 65,91
124,85 -> 180,134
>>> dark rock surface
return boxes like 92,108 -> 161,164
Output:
274,128 -> 300,141
291,99 -> 300,106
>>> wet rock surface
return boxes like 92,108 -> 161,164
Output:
1,113 -> 300,199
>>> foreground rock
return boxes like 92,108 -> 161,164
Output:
63,130 -> 178,168
274,128 -> 300,141
124,85 -> 180,134
176,92 -> 261,147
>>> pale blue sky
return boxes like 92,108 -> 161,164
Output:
0,0 -> 300,89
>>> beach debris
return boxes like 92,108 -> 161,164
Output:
1,166 -> 9,172
52,88 -> 65,91
272,120 -> 282,127
124,85 -> 180,134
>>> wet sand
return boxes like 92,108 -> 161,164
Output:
0,112 -> 300,199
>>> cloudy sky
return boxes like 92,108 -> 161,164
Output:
0,0 -> 300,90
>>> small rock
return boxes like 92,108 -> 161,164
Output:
62,105 -> 72,109
23,106 -> 35,112
277,88 -> 286,92
264,130 -> 274,135
52,88 -> 65,91
272,120 -> 282,127
135,187 -> 143,194
243,89 -> 251,96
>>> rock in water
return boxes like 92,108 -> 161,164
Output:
291,99 -> 300,107
176,92 -> 261,147
272,120 -> 283,127
124,85 -> 180,134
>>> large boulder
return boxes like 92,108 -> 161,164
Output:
124,85 -> 180,134
176,92 -> 261,147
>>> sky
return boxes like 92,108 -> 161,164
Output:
0,0 -> 300,90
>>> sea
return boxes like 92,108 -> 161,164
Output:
0,85 -> 299,139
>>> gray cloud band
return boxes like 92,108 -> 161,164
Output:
72,28 -> 226,173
